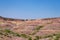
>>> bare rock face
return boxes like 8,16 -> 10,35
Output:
0,16 -> 60,40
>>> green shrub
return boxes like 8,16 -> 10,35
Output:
28,37 -> 32,40
43,35 -> 53,38
4,29 -> 21,37
35,26 -> 43,30
5,29 -> 13,33
0,32 -> 3,35
34,36 -> 39,40
54,34 -> 60,40
21,34 -> 28,38
31,26 -> 44,35
14,33 -> 21,37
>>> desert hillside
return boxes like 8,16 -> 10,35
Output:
0,16 -> 60,40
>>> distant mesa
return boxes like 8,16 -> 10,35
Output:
0,16 -> 36,21
0,16 -> 60,21
0,16 -> 25,21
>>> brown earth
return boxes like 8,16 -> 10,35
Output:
0,16 -> 60,40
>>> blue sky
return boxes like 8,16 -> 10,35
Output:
0,0 -> 60,19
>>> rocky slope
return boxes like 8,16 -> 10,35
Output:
0,16 -> 60,40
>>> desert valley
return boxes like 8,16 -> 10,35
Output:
0,16 -> 60,40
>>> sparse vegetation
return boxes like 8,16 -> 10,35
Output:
21,34 -> 28,38
28,37 -> 32,40
0,27 -> 60,40
4,29 -> 21,37
35,26 -> 44,30
0,16 -> 60,40
34,36 -> 39,40
43,35 -> 53,38
31,26 -> 44,35
53,33 -> 60,40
